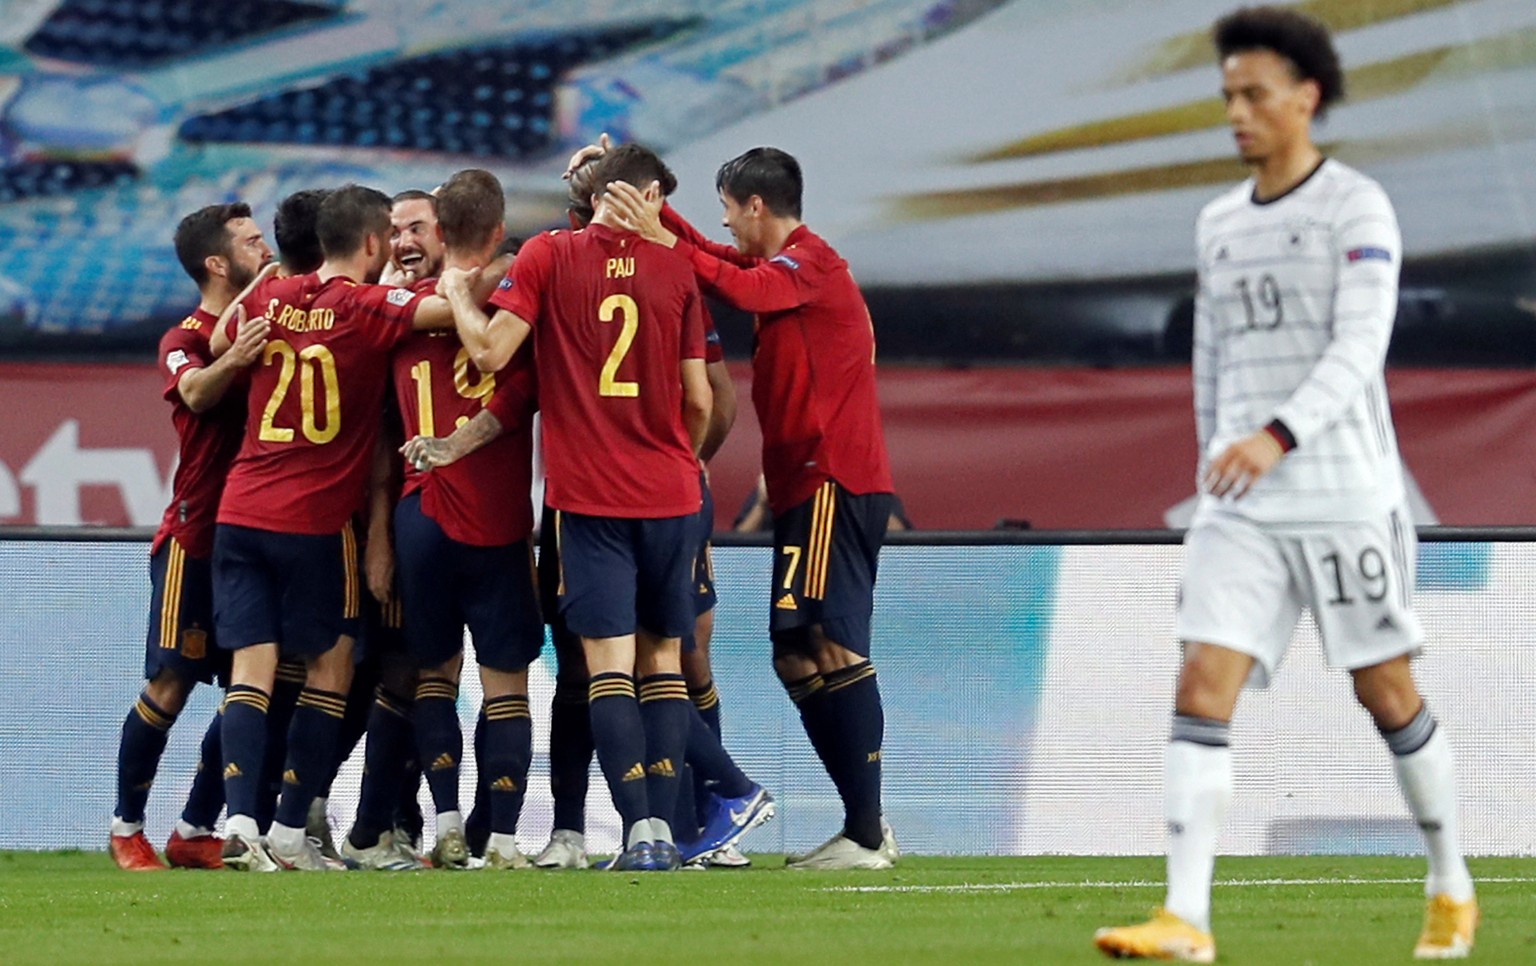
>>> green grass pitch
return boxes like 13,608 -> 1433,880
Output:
1,853 -> 1532,964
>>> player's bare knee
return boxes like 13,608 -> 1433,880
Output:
635,635 -> 682,677
479,664 -> 527,700
1174,644 -> 1248,721
144,670 -> 194,715
772,627 -> 816,682
1351,658 -> 1422,731
306,642 -> 354,693
230,643 -> 279,692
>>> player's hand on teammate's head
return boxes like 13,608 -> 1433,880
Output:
226,304 -> 270,367
605,180 -> 667,243
437,265 -> 477,295
563,132 -> 611,180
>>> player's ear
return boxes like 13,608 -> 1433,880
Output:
435,223 -> 445,244
204,254 -> 228,281
1299,77 -> 1321,119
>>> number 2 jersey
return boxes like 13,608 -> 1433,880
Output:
488,223 -> 705,519
218,273 -> 427,535
1193,159 -> 1405,525
392,277 -> 538,546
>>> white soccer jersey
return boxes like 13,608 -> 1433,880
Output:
1192,159 -> 1406,525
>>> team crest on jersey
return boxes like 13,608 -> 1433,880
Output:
1284,221 -> 1312,252
181,627 -> 207,661
166,349 -> 191,375
385,287 -> 414,307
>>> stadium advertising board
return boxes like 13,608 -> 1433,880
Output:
4,539 -> 1531,856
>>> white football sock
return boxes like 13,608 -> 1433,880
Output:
649,818 -> 674,846
436,809 -> 464,839
111,817 -> 144,837
1164,737 -> 1232,934
626,818 -> 652,850
1392,726 -> 1475,901
225,814 -> 260,841
487,832 -> 519,857
267,821 -> 304,853
174,819 -> 209,839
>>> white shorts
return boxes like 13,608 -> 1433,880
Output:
1175,507 -> 1423,688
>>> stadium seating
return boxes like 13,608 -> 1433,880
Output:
24,0 -> 338,69
179,22 -> 691,159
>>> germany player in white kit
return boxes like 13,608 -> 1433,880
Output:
1096,8 -> 1476,962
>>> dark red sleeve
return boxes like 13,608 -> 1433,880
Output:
158,327 -> 211,403
701,301 -> 724,364
351,284 -> 426,351
660,204 -> 756,268
679,281 -> 707,361
487,232 -> 552,325
675,239 -> 822,314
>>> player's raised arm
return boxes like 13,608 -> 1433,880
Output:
438,266 -> 531,372
209,261 -> 279,356
1270,182 -> 1401,446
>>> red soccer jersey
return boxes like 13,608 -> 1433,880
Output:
152,308 -> 247,558
218,273 -> 426,535
393,277 -> 538,546
488,224 -> 704,518
662,210 -> 893,513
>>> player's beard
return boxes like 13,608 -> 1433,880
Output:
227,261 -> 258,292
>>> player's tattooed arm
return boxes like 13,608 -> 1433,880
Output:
440,266 -> 530,372
400,409 -> 505,472
178,305 -> 269,413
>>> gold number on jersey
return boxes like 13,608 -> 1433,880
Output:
410,351 -> 498,437
598,293 -> 640,398
258,340 -> 341,444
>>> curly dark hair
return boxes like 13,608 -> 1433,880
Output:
1214,6 -> 1345,117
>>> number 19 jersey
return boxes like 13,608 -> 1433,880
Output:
1193,159 -> 1405,525
488,224 -> 705,519
218,273 -> 425,535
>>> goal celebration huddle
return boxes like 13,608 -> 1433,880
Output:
105,6 -> 1477,961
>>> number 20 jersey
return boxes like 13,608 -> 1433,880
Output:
218,273 -> 425,535
1193,159 -> 1405,525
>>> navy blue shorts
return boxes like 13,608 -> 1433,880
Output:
394,492 -> 543,672
693,476 -> 718,617
769,481 -> 892,657
553,509 -> 696,640
354,591 -> 406,667
212,522 -> 359,657
145,539 -> 228,685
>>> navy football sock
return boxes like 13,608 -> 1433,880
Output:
114,691 -> 177,824
549,676 -> 593,834
785,673 -> 852,804
482,694 -> 532,837
396,756 -> 424,843
323,667 -> 377,799
685,702 -> 753,798
347,688 -> 413,848
414,678 -> 463,815
273,687 -> 347,830
220,684 -> 271,823
638,673 -> 690,841
464,706 -> 490,854
257,666 -> 304,831
823,661 -> 885,850
588,672 -> 648,840
179,709 -> 225,830
690,679 -> 722,738
672,761 -> 701,842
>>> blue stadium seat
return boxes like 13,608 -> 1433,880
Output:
25,0 -> 337,69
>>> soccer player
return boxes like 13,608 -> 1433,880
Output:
443,144 -> 712,871
213,184 -> 466,872
605,146 -> 897,870
1093,8 -> 1476,961
386,189 -> 442,285
109,203 -> 273,871
358,168 -> 543,872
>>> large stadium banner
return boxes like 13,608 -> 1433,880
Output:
0,1 -> 1533,336
3,361 -> 1535,530
3,537 -> 1532,856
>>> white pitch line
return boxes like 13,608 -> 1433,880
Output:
825,876 -> 1536,894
